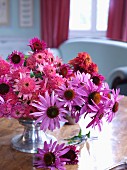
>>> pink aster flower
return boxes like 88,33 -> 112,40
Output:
34,140 -> 70,170
60,145 -> 79,165
42,64 -> 56,77
42,49 -> 55,64
10,66 -> 30,80
33,51 -> 46,64
54,56 -> 63,67
25,55 -> 36,70
31,91 -> 68,131
0,97 -> 12,118
41,74 -> 65,94
28,37 -> 47,52
13,73 -> 40,100
23,104 -> 38,119
4,92 -> 18,105
11,103 -> 25,119
8,50 -> 25,68
0,57 -> 10,76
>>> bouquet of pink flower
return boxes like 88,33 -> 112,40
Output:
0,37 -> 122,132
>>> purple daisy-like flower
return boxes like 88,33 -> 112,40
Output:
8,50 -> 25,68
57,80 -> 86,111
86,102 -> 110,131
60,145 -> 79,165
79,78 -> 106,115
31,91 -> 68,131
106,88 -> 123,122
34,140 -> 69,170
28,37 -> 47,52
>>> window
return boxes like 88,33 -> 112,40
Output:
69,0 -> 110,38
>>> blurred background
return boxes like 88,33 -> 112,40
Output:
0,0 -> 126,57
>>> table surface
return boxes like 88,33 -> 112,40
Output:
1,96 -> 127,170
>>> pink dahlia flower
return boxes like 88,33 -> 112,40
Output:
34,140 -> 69,170
31,91 -> 68,131
8,50 -> 25,68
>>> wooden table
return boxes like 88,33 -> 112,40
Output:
1,96 -> 127,170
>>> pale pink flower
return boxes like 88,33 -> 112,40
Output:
33,51 -> 46,64
13,73 -> 40,100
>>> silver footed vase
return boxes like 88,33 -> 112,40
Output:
11,119 -> 56,153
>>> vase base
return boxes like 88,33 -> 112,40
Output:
11,133 -> 56,153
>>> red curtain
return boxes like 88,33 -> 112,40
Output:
40,0 -> 70,48
106,0 -> 127,42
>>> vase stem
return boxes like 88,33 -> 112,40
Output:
11,119 -> 56,153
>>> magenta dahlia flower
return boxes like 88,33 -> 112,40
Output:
0,77 -> 11,96
0,57 -> 10,76
31,91 -> 68,131
34,140 -> 69,170
59,64 -> 73,78
8,50 -> 25,68
60,145 -> 79,165
28,37 -> 47,52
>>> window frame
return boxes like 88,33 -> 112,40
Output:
69,0 -> 109,39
